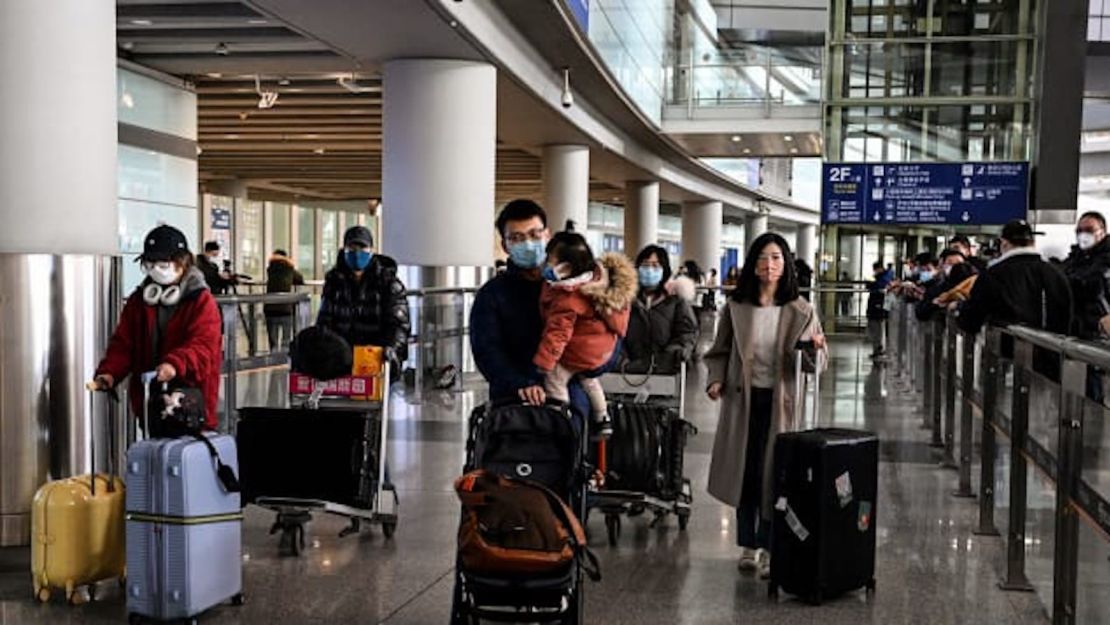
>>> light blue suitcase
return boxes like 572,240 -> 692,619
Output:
125,433 -> 244,624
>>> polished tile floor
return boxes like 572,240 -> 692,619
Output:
0,336 -> 1055,624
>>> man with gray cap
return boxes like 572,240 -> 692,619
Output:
317,225 -> 410,367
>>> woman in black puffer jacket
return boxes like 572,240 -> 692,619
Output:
621,245 -> 698,374
317,226 -> 411,366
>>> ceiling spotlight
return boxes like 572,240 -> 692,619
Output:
215,42 -> 230,56
247,19 -> 268,25
278,77 -> 291,86
337,74 -> 377,94
206,72 -> 223,79
789,147 -> 799,154
255,75 -> 279,109
783,135 -> 794,142
313,148 -> 326,155
238,111 -> 249,120
130,19 -> 153,26
731,135 -> 741,143
742,148 -> 752,154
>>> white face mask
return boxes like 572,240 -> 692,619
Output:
143,261 -> 181,286
1077,232 -> 1098,251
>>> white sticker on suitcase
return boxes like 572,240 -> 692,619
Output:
783,503 -> 810,542
835,471 -> 854,508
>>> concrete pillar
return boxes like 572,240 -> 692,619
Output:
382,59 -> 496,267
681,201 -> 723,277
796,223 -> 818,270
842,233 -> 863,281
623,181 -> 659,257
542,145 -> 590,233
745,214 -> 768,253
0,0 -> 118,546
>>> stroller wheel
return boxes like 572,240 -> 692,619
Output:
605,514 -> 621,546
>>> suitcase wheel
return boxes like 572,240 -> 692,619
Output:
677,512 -> 690,531
35,587 -> 50,604
605,514 -> 621,546
381,520 -> 397,539
866,578 -> 877,595
232,592 -> 246,606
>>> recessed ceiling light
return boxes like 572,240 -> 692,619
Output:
238,112 -> 249,120
783,135 -> 794,142
790,147 -> 799,154
120,41 -> 134,50
305,134 -> 320,139
449,20 -> 459,28
215,42 -> 230,56
247,19 -> 268,24
730,135 -> 741,143
313,148 -> 326,155
742,148 -> 751,154
206,72 -> 223,78
286,88 -> 305,93
224,134 -> 240,139
278,78 -> 291,86
130,19 -> 153,26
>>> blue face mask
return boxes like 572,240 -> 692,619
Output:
638,266 -> 664,288
508,239 -> 546,269
345,249 -> 372,271
918,270 -> 935,282
542,265 -> 560,283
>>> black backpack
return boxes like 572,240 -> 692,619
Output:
466,402 -> 581,497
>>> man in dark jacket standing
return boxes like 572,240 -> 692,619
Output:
264,249 -> 305,350
317,225 -> 410,368
958,220 -> 1072,377
866,261 -> 893,358
1062,211 -> 1110,399
197,241 -> 236,295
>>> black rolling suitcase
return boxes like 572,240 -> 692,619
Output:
768,428 -> 879,603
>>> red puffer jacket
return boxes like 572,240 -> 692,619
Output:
96,269 -> 223,429
534,253 -> 637,373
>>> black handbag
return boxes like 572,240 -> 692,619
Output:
146,378 -> 207,438
290,325 -> 353,381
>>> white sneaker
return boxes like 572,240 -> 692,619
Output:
737,547 -> 758,572
756,549 -> 771,579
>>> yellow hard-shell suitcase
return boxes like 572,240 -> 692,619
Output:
31,386 -> 125,604
31,474 -> 126,603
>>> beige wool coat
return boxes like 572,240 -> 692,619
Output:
704,297 -> 826,516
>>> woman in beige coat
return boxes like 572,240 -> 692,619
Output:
705,232 -> 826,577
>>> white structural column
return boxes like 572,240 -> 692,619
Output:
745,214 -> 769,254
796,223 -> 818,270
0,0 -> 117,253
623,181 -> 659,256
681,201 -> 723,275
542,145 -> 590,233
382,59 -> 496,266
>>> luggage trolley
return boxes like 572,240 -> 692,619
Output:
590,362 -> 696,545
237,365 -> 398,555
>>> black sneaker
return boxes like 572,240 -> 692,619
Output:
592,413 -> 613,440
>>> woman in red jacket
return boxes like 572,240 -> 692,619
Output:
93,225 -> 224,430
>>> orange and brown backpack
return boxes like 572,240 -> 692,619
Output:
454,469 -> 600,580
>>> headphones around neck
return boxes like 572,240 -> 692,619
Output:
143,283 -> 182,307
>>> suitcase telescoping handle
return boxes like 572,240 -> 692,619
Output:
83,381 -> 119,495
793,340 -> 823,428
140,370 -> 158,439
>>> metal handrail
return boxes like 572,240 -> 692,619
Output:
887,296 -> 1110,624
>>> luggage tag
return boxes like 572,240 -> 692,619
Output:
634,388 -> 650,404
835,471 -> 854,508
775,497 -> 810,542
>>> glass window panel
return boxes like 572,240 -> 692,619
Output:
1091,17 -> 1102,40
319,210 -> 338,274
270,203 -> 291,255
236,200 -> 264,281
1103,17 -> 1110,40
117,68 -> 197,139
296,207 -> 316,278
117,145 -> 197,208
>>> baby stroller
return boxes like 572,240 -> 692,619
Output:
450,400 -> 598,624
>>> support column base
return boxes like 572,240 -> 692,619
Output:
951,489 -> 977,499
974,527 -> 1001,537
998,579 -> 1036,593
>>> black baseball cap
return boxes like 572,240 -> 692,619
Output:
1000,219 -> 1040,245
949,234 -> 972,248
343,225 -> 374,249
142,225 -> 189,262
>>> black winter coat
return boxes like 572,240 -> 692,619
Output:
469,262 -> 545,400
316,251 -> 410,362
197,255 -> 234,295
621,291 -> 697,374
264,256 -> 305,317
957,249 -> 1072,336
1062,239 -> 1110,339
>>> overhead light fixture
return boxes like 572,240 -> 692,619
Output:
278,77 -> 291,86
742,148 -> 752,154
731,135 -> 741,143
224,134 -> 240,139
789,147 -> 799,154
783,135 -> 794,142
206,72 -> 223,79
560,67 -> 573,109
215,42 -> 230,56
130,19 -> 153,26
238,111 -> 249,120
120,41 -> 134,50
247,19 -> 268,25
337,74 -> 376,94
254,74 -> 279,109
313,148 -> 326,155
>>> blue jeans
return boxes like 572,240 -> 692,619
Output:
736,387 -> 773,549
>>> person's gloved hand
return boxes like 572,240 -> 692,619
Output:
92,374 -> 114,391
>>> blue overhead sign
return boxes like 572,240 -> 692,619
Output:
566,0 -> 589,32
821,161 -> 1029,226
